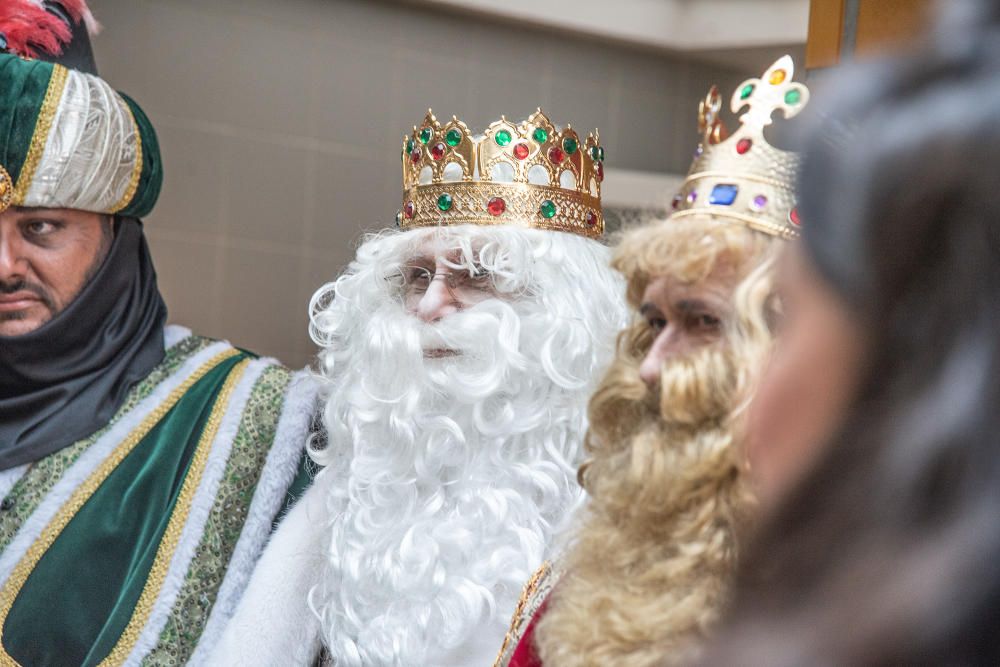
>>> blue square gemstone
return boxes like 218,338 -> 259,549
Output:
709,183 -> 739,206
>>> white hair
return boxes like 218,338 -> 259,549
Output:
306,224 -> 626,666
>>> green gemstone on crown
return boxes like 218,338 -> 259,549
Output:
495,130 -> 513,147
785,89 -> 802,105
419,127 -> 432,144
532,127 -> 548,143
445,129 -> 463,147
590,145 -> 604,161
740,84 -> 755,100
405,138 -> 415,154
562,137 -> 578,154
539,200 -> 557,219
437,193 -> 453,211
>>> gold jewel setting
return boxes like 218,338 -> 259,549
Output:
398,109 -> 605,240
670,55 -> 810,240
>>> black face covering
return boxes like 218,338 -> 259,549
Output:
0,218 -> 167,470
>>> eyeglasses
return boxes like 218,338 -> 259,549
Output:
391,264 -> 495,300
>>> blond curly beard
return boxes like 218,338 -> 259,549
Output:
535,217 -> 778,667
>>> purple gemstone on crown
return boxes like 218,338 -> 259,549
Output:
687,190 -> 698,204
751,195 -> 768,211
694,145 -> 704,158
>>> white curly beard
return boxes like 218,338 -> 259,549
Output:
307,226 -> 625,666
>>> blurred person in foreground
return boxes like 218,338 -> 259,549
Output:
495,58 -> 811,667
210,110 -> 627,666
0,3 -> 316,663
700,1 -> 1000,664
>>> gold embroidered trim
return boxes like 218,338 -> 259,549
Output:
0,348 -> 240,667
100,358 -> 250,665
11,64 -> 69,205
110,97 -> 143,214
493,560 -> 551,667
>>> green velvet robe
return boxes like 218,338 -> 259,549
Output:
0,327 -> 316,666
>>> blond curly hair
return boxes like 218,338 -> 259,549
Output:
535,216 -> 781,666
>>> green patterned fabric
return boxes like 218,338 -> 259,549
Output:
0,331 -> 312,665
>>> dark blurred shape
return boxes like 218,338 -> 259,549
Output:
699,0 -> 1000,664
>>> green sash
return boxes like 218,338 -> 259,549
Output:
0,331 -> 314,666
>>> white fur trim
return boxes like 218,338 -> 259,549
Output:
205,469 -> 333,667
190,368 -> 320,665
0,341 -> 232,585
163,324 -> 191,350
123,358 -> 272,665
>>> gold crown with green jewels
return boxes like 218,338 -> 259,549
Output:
670,55 -> 810,239
396,109 -> 606,239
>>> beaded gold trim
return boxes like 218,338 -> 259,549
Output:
0,348 -> 240,667
101,358 -> 250,665
492,560 -> 551,667
0,166 -> 12,214
110,98 -> 144,214
403,182 -> 603,240
11,64 -> 68,206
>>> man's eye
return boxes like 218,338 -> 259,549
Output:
689,313 -> 721,331
25,220 -> 57,235
406,268 -> 432,288
647,316 -> 668,333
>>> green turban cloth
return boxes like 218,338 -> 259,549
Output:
0,53 -> 161,217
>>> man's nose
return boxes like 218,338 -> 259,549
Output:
412,275 -> 460,323
0,227 -> 27,282
638,329 -> 680,387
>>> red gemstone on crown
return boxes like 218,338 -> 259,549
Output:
596,161 -> 604,182
548,146 -> 565,164
789,207 -> 801,226
487,197 -> 506,216
585,210 -> 598,226
736,138 -> 753,155
404,201 -> 415,219
410,146 -> 422,163
431,143 -> 446,160
513,143 -> 530,160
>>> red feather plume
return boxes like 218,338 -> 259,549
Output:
0,0 -> 96,60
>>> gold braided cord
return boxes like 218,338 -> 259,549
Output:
492,560 -> 551,667
0,348 -> 240,666
11,64 -> 69,206
109,97 -> 144,214
402,182 -> 603,240
100,358 -> 250,665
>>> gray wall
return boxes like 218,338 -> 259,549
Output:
93,0 -> 752,368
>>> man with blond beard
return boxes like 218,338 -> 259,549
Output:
496,58 -> 811,667
210,110 -> 626,666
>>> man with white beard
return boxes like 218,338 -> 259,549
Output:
210,110 -> 626,666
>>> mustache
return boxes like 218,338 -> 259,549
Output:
0,279 -> 56,310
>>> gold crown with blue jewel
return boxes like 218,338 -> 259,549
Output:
670,55 -> 810,240
396,109 -> 606,239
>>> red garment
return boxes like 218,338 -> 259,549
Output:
508,598 -> 550,667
